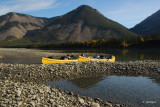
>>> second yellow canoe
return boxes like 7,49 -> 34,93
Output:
42,55 -> 115,64
78,56 -> 115,62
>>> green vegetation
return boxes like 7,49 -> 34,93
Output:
25,27 -> 61,42
0,5 -> 159,49
4,36 -> 18,41
0,34 -> 160,49
0,21 -> 19,31
0,38 -> 32,48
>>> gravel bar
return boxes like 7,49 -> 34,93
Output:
0,60 -> 160,107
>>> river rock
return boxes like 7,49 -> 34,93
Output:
114,104 -> 121,107
105,102 -> 113,107
17,101 -> 23,106
1,56 -> 159,107
16,89 -> 21,97
78,98 -> 85,104
91,102 -> 100,107
30,101 -> 35,107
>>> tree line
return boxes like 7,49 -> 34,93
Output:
0,34 -> 160,49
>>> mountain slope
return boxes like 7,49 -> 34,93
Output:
131,10 -> 160,35
0,12 -> 49,40
25,5 -> 137,42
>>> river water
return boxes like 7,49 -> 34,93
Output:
0,48 -> 160,64
46,75 -> 160,107
0,48 -> 160,106
44,48 -> 160,107
62,48 -> 160,61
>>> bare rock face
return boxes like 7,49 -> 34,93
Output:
54,21 -> 99,41
25,5 -> 136,42
53,21 -> 118,41
0,12 -> 48,40
0,5 -> 137,42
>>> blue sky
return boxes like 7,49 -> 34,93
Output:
0,0 -> 160,28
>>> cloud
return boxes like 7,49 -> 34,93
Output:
0,0 -> 57,15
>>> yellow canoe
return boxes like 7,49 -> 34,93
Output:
42,57 -> 78,64
78,55 -> 115,62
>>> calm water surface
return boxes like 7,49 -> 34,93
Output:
46,75 -> 160,107
1,48 -> 160,106
63,48 -> 160,61
0,48 -> 160,64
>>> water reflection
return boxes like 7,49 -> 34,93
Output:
141,54 -> 144,60
122,49 -> 129,56
62,48 -> 160,61
0,48 -> 160,64
150,77 -> 160,86
109,48 -> 160,61
69,76 -> 103,89
46,75 -> 160,107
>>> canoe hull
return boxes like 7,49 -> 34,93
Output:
42,57 -> 78,64
78,56 -> 115,62
42,55 -> 115,64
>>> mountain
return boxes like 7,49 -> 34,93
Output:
0,5 -> 137,42
0,12 -> 49,41
131,10 -> 160,35
24,5 -> 137,42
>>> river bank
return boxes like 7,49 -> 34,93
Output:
0,48 -> 160,106
0,61 -> 160,83
1,80 -> 116,107
0,60 -> 160,106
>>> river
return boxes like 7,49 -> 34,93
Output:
0,48 -> 160,64
0,48 -> 160,106
46,75 -> 160,107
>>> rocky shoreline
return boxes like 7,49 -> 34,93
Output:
0,60 -> 160,107
0,60 -> 160,83
1,80 -> 115,107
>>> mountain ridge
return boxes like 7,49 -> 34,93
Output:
131,9 -> 160,35
24,5 -> 137,42
0,12 -> 50,40
0,5 -> 137,41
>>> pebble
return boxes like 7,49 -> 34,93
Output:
0,60 -> 159,107
16,89 -> 21,97
114,104 -> 121,107
78,98 -> 85,104
17,101 -> 22,106
91,102 -> 100,107
105,102 -> 113,107
0,80 -> 110,107
30,101 -> 35,106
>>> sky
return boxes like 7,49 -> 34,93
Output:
0,0 -> 160,28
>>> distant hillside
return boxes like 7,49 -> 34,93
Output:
131,9 -> 160,35
0,12 -> 49,40
24,5 -> 137,42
